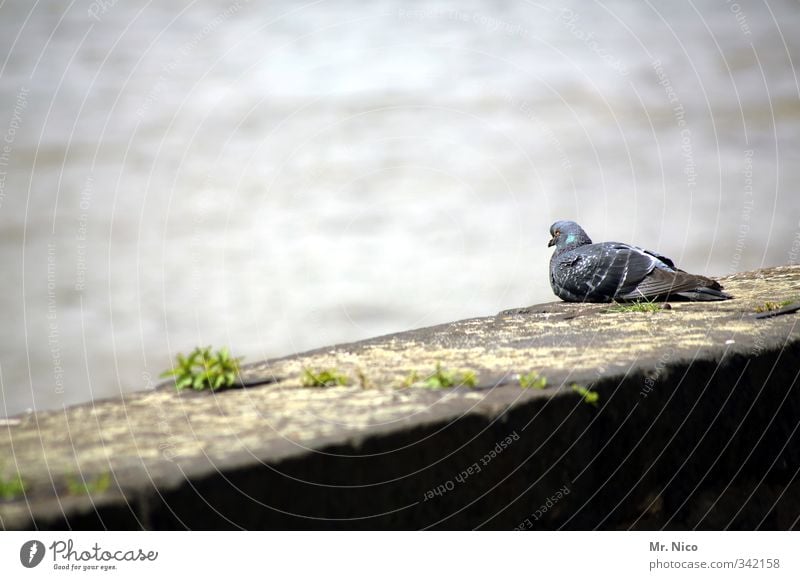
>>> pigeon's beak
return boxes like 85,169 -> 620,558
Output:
547,235 -> 557,247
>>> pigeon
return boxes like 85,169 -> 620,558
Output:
547,220 -> 732,302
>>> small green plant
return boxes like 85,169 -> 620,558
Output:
404,363 -> 478,389
755,299 -> 796,313
572,384 -> 599,407
301,368 -> 349,388
608,301 -> 662,313
161,346 -> 243,391
66,472 -> 111,495
519,371 -> 548,389
0,470 -> 25,500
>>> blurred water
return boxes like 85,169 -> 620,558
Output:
1,0 -> 799,417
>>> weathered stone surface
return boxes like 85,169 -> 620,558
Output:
1,265 -> 799,529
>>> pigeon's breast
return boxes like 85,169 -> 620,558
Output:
550,249 -> 595,301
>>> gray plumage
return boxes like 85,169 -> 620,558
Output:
547,220 -> 732,303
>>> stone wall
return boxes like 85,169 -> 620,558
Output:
1,266 -> 798,530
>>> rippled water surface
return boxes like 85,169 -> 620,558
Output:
1,0 -> 799,416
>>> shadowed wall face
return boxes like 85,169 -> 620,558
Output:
1,1 -> 799,415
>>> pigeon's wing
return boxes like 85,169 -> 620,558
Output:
608,243 -> 718,300
636,246 -> 677,270
554,243 -> 658,301
594,243 -> 663,297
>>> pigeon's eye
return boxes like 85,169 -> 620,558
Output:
555,230 -> 560,235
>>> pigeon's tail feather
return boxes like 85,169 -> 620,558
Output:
620,268 -> 732,301
667,273 -> 732,301
673,286 -> 733,301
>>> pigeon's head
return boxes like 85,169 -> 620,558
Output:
548,220 -> 592,251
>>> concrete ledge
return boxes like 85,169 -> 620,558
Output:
1,266 -> 799,529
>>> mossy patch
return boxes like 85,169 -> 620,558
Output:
608,301 -> 662,313
302,368 -> 349,388
161,346 -> 243,391
0,469 -> 25,501
519,371 -> 548,389
571,384 -> 599,406
403,363 -> 478,389
66,472 -> 111,496
755,299 -> 797,313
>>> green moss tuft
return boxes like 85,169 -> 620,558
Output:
404,363 -> 478,389
571,384 -> 600,407
519,371 -> 548,389
608,301 -> 662,313
66,472 -> 111,495
302,368 -> 349,388
0,469 -> 25,501
161,346 -> 243,391
755,299 -> 797,313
